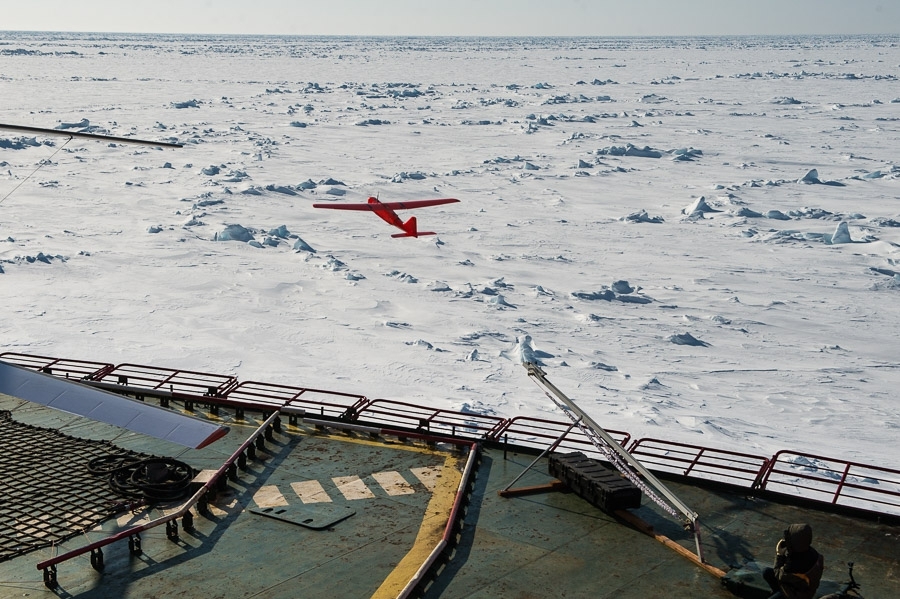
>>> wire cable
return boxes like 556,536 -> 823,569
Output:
0,136 -> 71,206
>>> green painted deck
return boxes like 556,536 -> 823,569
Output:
1,393 -> 898,598
434,449 -> 900,598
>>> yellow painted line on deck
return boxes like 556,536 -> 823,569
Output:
372,470 -> 415,496
304,429 -> 449,457
333,475 -> 376,500
370,454 -> 462,599
291,479 -> 333,503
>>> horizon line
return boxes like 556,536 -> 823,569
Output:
3,30 -> 899,39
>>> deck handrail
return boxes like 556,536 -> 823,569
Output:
5,351 -> 899,519
756,449 -> 900,514
488,414 -> 632,451
628,437 -> 770,484
351,397 -> 505,438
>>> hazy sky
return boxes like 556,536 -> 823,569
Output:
2,0 -> 898,36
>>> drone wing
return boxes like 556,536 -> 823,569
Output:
0,360 -> 229,449
313,198 -> 459,211
376,198 -> 459,210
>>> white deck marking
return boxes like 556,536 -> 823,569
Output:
372,470 -> 416,495
410,465 -> 443,492
333,475 -> 376,500
208,496 -> 241,517
253,485 -> 289,508
372,471 -> 415,496
291,479 -> 333,504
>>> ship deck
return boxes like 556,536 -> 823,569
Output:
1,391 -> 898,599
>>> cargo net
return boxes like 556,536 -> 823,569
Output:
0,410 -> 175,562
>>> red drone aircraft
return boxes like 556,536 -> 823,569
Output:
313,196 -> 459,238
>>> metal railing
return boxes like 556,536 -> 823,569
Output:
488,415 -> 631,454
758,450 -> 900,515
3,351 -> 899,519
628,438 -> 771,487
227,380 -> 366,418
0,351 -> 114,380
94,362 -> 238,397
351,397 -> 505,438
35,412 -> 282,587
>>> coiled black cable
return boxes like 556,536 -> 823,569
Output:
89,455 -> 196,502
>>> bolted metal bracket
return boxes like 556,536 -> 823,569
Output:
128,533 -> 142,555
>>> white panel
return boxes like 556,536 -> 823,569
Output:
0,361 -> 228,449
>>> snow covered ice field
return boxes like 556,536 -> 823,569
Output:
1,33 -> 899,467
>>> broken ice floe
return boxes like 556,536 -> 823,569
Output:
667,332 -> 710,347
0,136 -> 47,150
172,99 -> 201,109
870,275 -> 900,291
588,361 -> 618,372
322,255 -> 348,271
732,207 -> 764,218
292,237 -> 315,253
623,210 -> 664,224
384,270 -> 418,283
682,196 -> 722,216
611,280 -> 634,294
1,252 -> 67,271
392,171 -> 428,182
670,148 -> 703,161
486,294 -> 516,308
265,184 -> 298,195
596,144 -> 702,161
215,224 -> 254,242
597,144 -> 662,158
798,168 -> 846,186
426,281 -> 452,292
405,339 -> 447,352
760,220 -> 872,245
571,280 -> 651,304
826,222 -> 853,244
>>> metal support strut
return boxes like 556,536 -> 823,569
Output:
524,362 -> 705,563
500,417 -> 581,494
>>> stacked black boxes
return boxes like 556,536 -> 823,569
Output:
548,451 -> 642,512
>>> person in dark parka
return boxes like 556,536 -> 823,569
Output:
763,523 -> 825,599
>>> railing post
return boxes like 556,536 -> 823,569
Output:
832,462 -> 853,504
43,565 -> 57,589
684,448 -> 705,477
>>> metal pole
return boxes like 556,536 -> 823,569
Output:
525,362 -> 699,524
0,123 -> 183,147
500,417 -> 581,494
